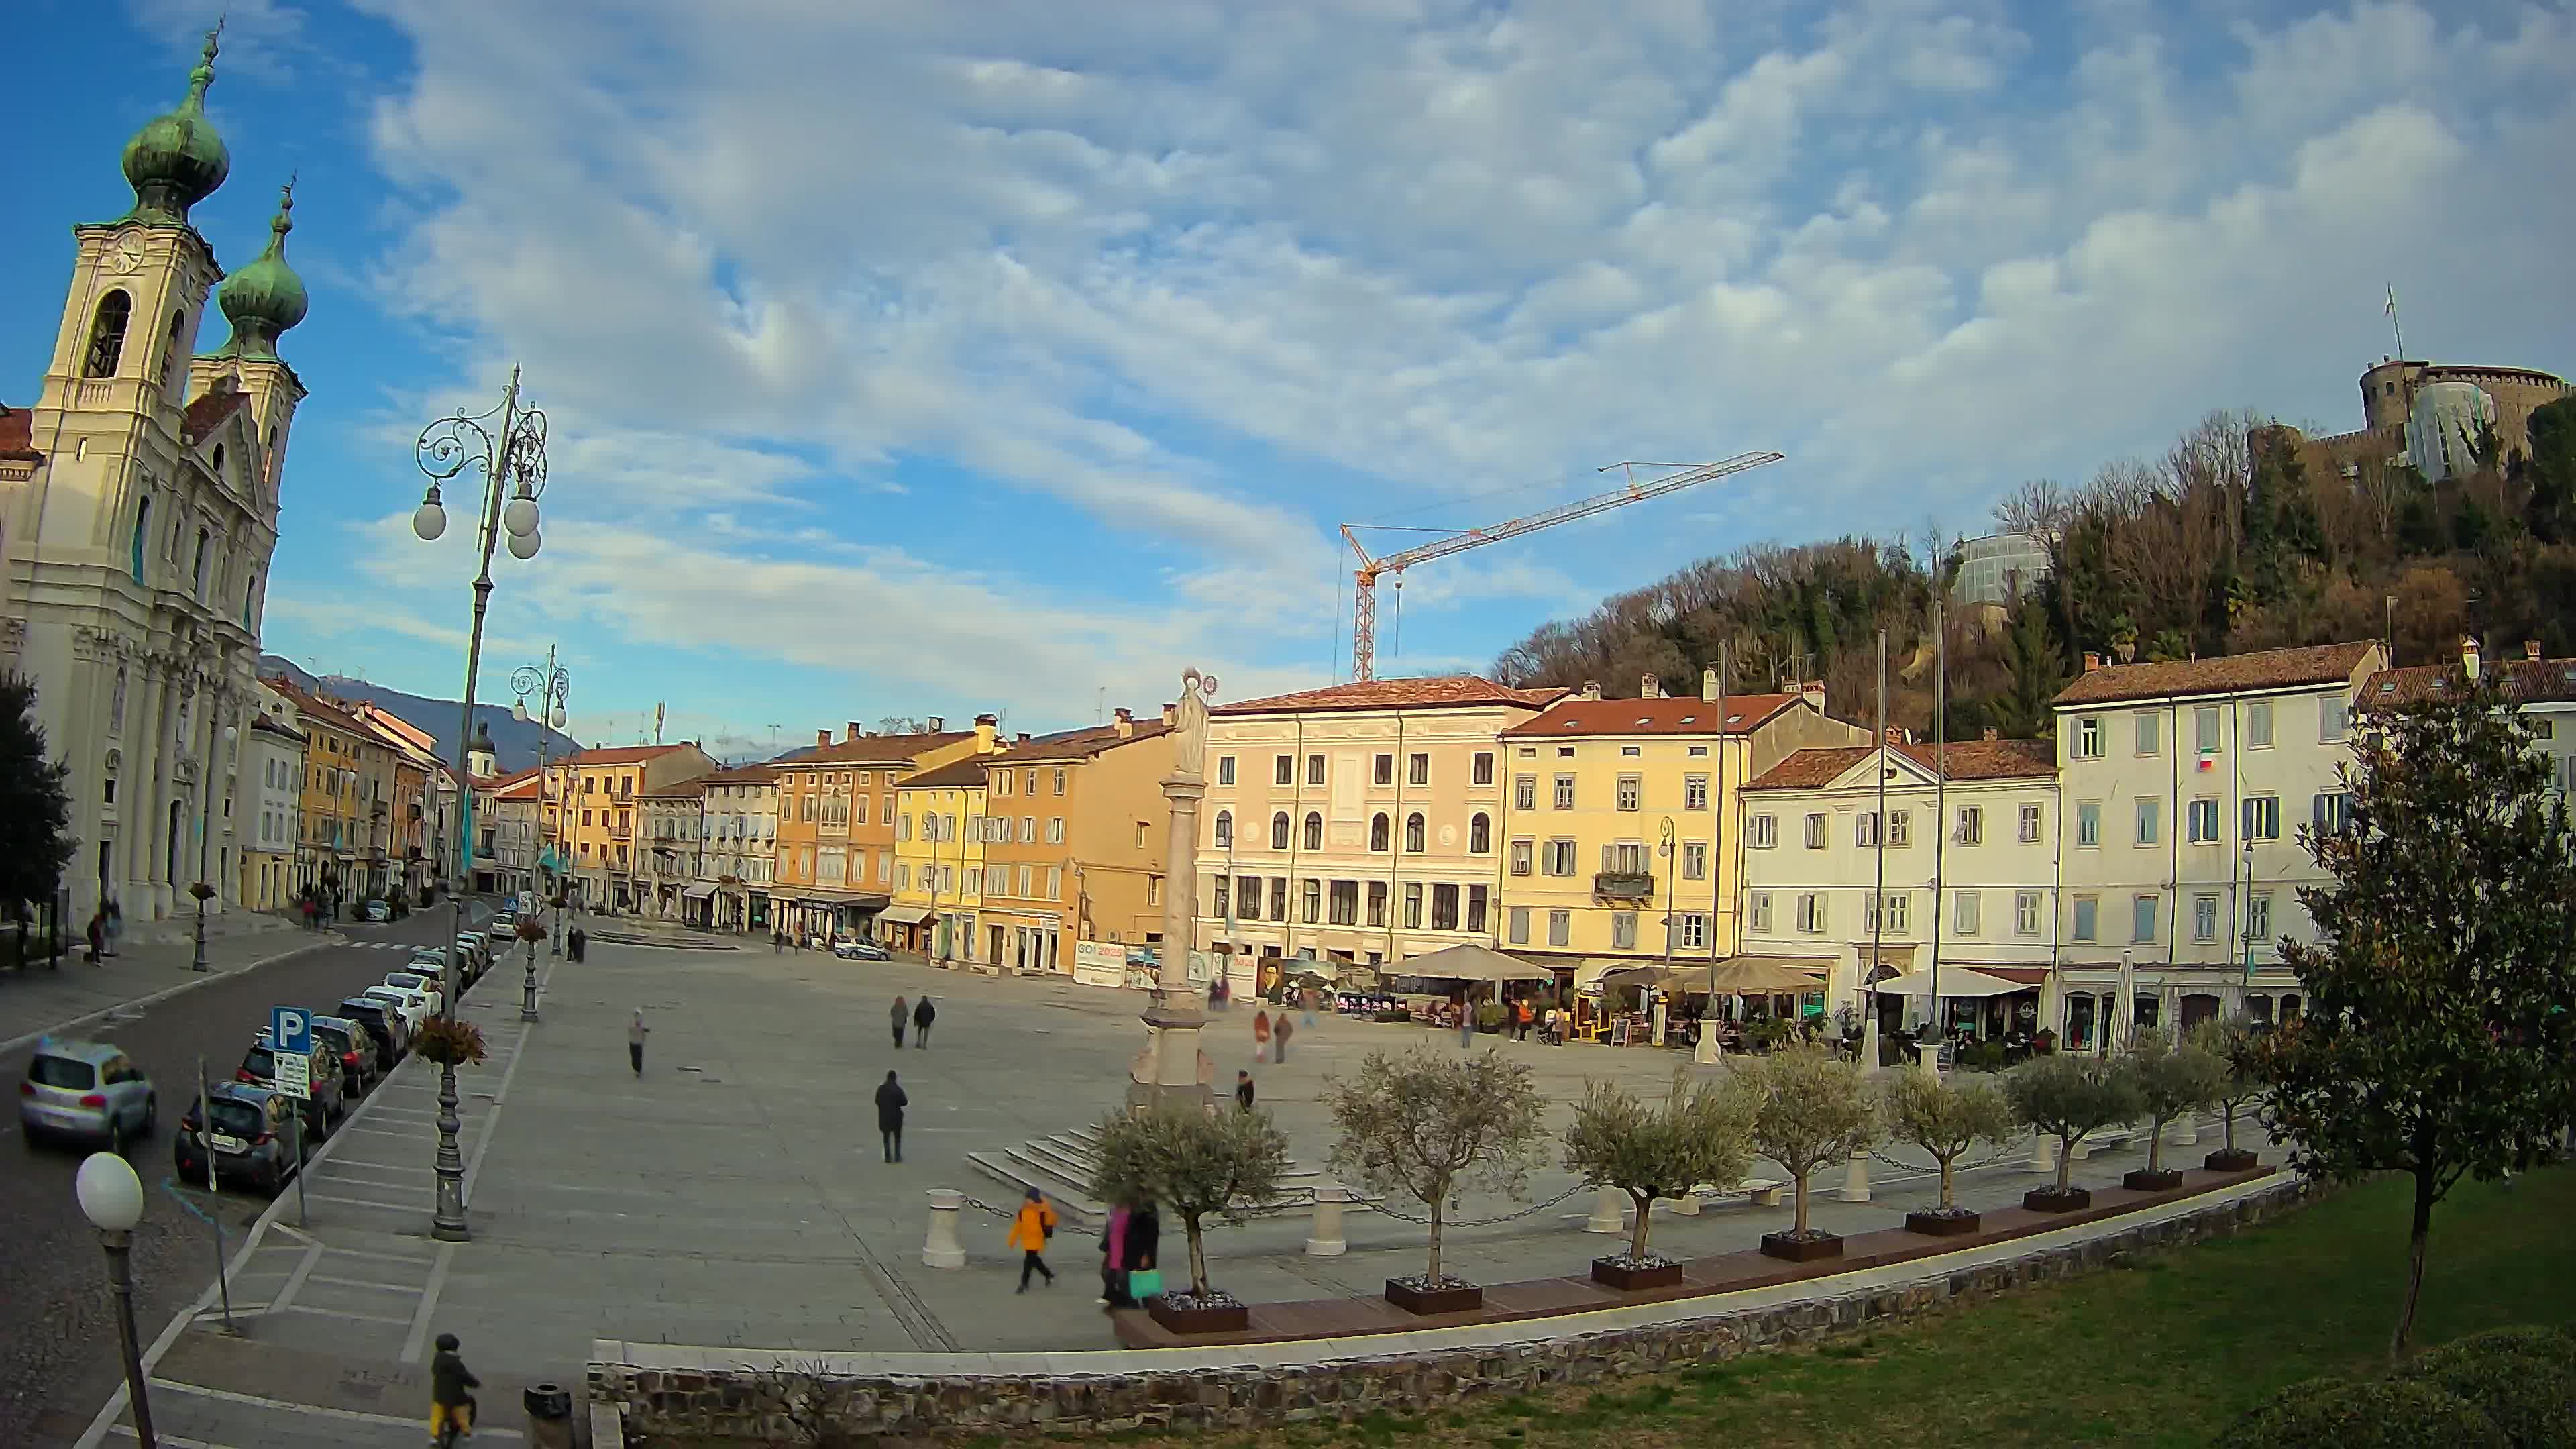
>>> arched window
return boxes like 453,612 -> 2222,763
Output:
1405,812 -> 1426,852
211,443 -> 226,480
129,496 -> 151,581
85,290 -> 132,377
1370,812 -> 1389,851
1303,812 -> 1323,851
193,527 -> 211,596
1213,810 -> 1232,849
1270,812 -> 1290,850
243,571 -> 258,627
1468,812 -> 1491,853
161,311 -> 186,391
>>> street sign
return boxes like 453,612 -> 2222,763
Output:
271,1006 -> 311,1057
272,1049 -> 310,1100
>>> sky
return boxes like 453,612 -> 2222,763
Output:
7,1 -> 2571,761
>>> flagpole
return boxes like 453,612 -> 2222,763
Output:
2386,284 -> 2404,360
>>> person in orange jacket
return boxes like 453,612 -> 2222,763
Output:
1008,1187 -> 1059,1292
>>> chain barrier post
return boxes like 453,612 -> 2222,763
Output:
922,1188 -> 967,1269
1583,1186 -> 1625,1234
1303,1184 -> 1348,1256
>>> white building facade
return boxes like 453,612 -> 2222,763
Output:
238,711 -> 303,912
0,33 -> 309,928
2051,641 -> 2385,1046
698,767 -> 775,932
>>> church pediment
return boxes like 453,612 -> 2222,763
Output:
179,376 -> 268,507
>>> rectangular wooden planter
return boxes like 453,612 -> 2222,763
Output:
1590,1257 -> 1685,1291
1758,1231 -> 1843,1263
2204,1148 -> 2260,1173
1146,1297 -> 1250,1335
1384,1279 -> 1483,1316
2123,1169 -> 2186,1192
2023,1186 -> 2092,1213
1903,1210 -> 1982,1237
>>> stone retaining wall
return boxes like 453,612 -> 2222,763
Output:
595,1177 -> 2312,1443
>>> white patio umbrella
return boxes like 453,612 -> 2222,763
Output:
2114,950 -> 2136,1055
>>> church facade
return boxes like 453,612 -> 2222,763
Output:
0,29 -> 310,928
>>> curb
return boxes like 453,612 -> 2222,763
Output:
0,934 -> 347,1058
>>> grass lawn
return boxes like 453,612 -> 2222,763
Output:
1092,1166 -> 2575,1449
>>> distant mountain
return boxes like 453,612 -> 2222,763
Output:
258,656 -> 580,775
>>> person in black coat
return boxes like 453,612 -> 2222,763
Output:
1122,1202 -> 1161,1295
912,996 -> 936,1048
874,1070 -> 907,1163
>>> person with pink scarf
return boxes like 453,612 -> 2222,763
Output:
1099,1203 -> 1134,1308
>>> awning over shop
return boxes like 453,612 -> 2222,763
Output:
1873,966 -> 2023,998
680,883 -> 718,901
1394,943 -> 1554,983
1703,955 -> 1833,994
878,905 -> 935,926
1596,964 -> 1697,991
1956,965 -> 2049,985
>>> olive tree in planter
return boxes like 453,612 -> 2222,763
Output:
1743,1045 -> 1877,1262
1089,1105 -> 1291,1334
2188,1018 -> 2267,1172
1881,1070 -> 2017,1236
2006,1053 -> 2142,1212
2121,1028 -> 2227,1191
1561,1067 -> 1756,1289
1324,1048 -> 1547,1314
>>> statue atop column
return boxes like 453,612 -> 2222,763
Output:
1169,667 -> 1217,781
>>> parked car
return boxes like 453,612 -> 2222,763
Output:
174,1083 -> 301,1194
309,1016 -> 378,1097
458,931 -> 494,972
239,1033 -> 345,1137
384,969 -> 445,1016
362,898 -> 394,923
489,913 -> 517,939
19,1038 -> 156,1151
831,938 -> 892,961
360,984 -> 432,1034
452,934 -> 490,977
336,997 -> 409,1066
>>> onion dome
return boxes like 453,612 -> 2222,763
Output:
121,27 -> 231,225
211,182 -> 309,360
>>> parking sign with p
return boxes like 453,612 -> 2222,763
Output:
272,1006 -> 312,1056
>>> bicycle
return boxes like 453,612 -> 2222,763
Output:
432,1392 -> 476,1447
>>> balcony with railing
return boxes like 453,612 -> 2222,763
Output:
1592,871 -> 1654,900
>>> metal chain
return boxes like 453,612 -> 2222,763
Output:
954,1193 -> 1017,1220
1363,1182 -> 1587,1228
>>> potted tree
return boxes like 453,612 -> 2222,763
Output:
2121,1028 -> 2226,1191
2189,1018 -> 2265,1172
1743,1045 -> 1877,1261
1882,1070 -> 2017,1236
1562,1067 -> 1757,1289
1090,1105 -> 1290,1334
2006,1053 -> 2142,1211
1324,1048 -> 1547,1314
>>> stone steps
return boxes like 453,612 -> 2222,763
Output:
967,1123 -> 1353,1232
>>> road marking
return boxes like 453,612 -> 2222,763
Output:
276,1302 -> 413,1326
111,1428 -> 241,1448
321,1244 -> 435,1267
402,1241 -> 456,1363
268,1244 -> 324,1314
305,1192 -> 419,1213
144,1379 -> 527,1438
0,935 -> 339,1056
315,1157 -> 438,1174
307,1273 -> 421,1293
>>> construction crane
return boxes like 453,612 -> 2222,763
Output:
1340,451 -> 1785,681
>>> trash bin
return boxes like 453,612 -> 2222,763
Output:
524,1382 -> 574,1449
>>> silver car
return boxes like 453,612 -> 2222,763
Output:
19,1038 -> 156,1151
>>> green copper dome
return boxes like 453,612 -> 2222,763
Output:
212,182 -> 309,359
120,27 -> 230,225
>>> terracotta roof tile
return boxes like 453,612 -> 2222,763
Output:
260,676 -> 372,738
902,757 -> 994,790
1499,694 -> 1802,739
0,404 -> 42,462
2363,655 -> 2576,709
2052,641 -> 2379,706
990,720 -> 1172,763
768,731 -> 973,768
1746,738 -> 2057,791
565,743 -> 693,766
180,388 -> 250,446
1214,675 -> 1567,716
639,774 -> 715,799
700,765 -> 780,786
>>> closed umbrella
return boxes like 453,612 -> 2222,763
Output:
2114,950 -> 2135,1055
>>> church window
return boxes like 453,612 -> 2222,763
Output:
85,290 -> 131,377
111,669 -> 127,732
193,528 -> 210,596
130,496 -> 151,581
244,572 -> 257,627
212,445 -> 225,480
160,311 -> 186,392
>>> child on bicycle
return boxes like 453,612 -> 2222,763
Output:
430,1331 -> 480,1442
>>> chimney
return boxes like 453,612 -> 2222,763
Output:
2083,652 -> 2103,674
1580,680 -> 1601,701
2526,639 -> 2543,661
1884,725 -> 1907,745
974,713 -> 999,752
1800,679 -> 1825,714
1700,667 -> 1719,703
2461,635 -> 2481,682
816,729 -> 831,748
1640,672 -> 1662,699
1982,727 -> 2000,742
1115,707 -> 1136,739
1016,732 -> 1032,746
926,716 -> 945,733
845,721 -> 863,743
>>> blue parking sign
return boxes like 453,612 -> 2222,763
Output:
272,1006 -> 312,1056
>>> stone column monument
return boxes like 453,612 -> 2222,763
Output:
1129,668 -> 1219,1114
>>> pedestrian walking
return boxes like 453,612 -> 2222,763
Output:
103,898 -> 121,957
912,995 -> 936,1047
1123,1201 -> 1162,1303
1458,993 -> 1476,1049
84,910 -> 103,965
875,1070 -> 906,1162
1273,1012 -> 1294,1063
773,930 -> 784,954
627,1008 -> 650,1075
1516,998 -> 1534,1041
890,995 -> 909,1049
1235,1069 -> 1255,1110
1098,1202 -> 1133,1307
1252,1008 -> 1271,1063
1008,1188 -> 1059,1292
1301,985 -> 1317,1028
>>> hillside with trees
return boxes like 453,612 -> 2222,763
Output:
1492,397 -> 2576,739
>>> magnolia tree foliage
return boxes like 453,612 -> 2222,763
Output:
1324,1049 -> 1548,1285
2006,1053 -> 2143,1193
1089,1105 -> 1291,1299
2263,671 -> 2576,1358
1880,1071 -> 2017,1212
1740,1046 -> 1877,1235
0,673 -> 74,914
1561,1067 -> 1757,1260
2188,1018 -> 2269,1156
2126,1028 -> 2227,1174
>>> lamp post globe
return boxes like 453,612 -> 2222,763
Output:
506,529 -> 541,561
78,1151 -> 144,1231
413,492 -> 447,541
502,494 -> 540,538
79,1152 -> 156,1447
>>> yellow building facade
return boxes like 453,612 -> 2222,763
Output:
555,743 -> 718,911
978,709 -> 1175,973
888,742 -> 998,963
1493,672 -> 1868,987
262,678 -> 386,911
769,720 -> 981,944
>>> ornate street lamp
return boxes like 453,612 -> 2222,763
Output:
78,1152 -> 156,1447
190,723 -> 239,972
511,649 -> 570,1018
413,367 -> 549,1242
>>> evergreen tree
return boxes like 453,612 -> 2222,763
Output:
1990,600 -> 2064,739
2261,671 -> 2576,1358
0,673 -> 74,916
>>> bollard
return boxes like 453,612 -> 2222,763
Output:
1667,1185 -> 1701,1217
1304,1184 -> 1348,1256
2027,1130 -> 2057,1175
1916,1045 -> 1942,1079
922,1189 -> 967,1269
1837,1146 -> 1872,1203
523,1382 -> 574,1449
2174,1111 -> 2199,1147
1583,1185 -> 1626,1234
1693,1020 -> 1721,1065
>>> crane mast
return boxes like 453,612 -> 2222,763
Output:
1342,451 -> 1784,681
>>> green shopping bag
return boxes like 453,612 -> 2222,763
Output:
1127,1268 -> 1165,1299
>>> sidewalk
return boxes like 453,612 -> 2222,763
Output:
0,917 -> 340,1054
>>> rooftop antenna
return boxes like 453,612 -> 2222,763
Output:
654,700 -> 665,746
2385,284 -> 2405,360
